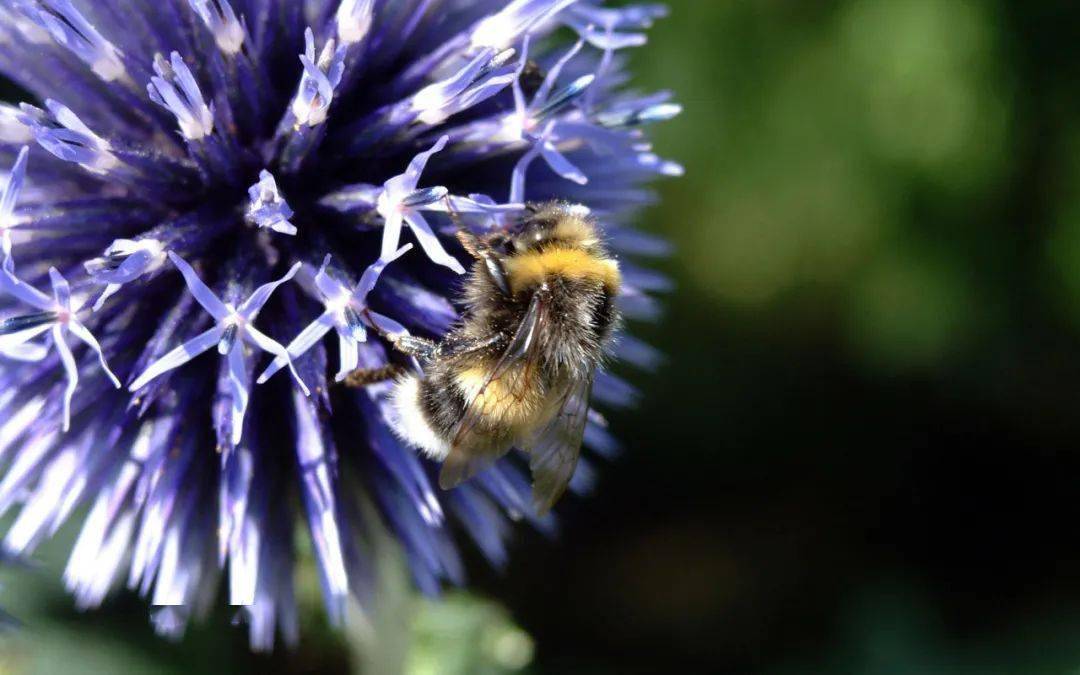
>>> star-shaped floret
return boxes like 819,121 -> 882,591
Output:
457,35 -> 593,204
0,266 -> 120,431
259,244 -> 412,385
128,253 -> 309,445
376,135 -> 522,274
504,37 -> 594,202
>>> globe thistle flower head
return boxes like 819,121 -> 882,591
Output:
0,0 -> 680,650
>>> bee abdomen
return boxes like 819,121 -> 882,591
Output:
390,373 -> 457,460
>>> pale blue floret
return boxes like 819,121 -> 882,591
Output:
321,137 -> 522,264
18,100 -> 118,173
334,0 -> 375,46
376,135 -> 522,274
291,28 -> 347,129
83,237 -> 167,311
410,47 -> 519,126
466,35 -> 593,203
567,12 -> 648,112
16,0 -> 127,82
128,253 -> 309,446
187,0 -> 245,55
595,101 -> 683,130
564,2 -> 670,89
569,1 -> 669,30
0,146 -> 45,362
0,267 -> 120,431
259,244 -> 413,385
0,146 -> 29,274
148,52 -> 215,141
633,150 -> 685,177
245,170 -> 296,236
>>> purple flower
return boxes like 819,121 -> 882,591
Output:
0,0 -> 679,650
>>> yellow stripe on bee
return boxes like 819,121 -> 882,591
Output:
505,247 -> 621,295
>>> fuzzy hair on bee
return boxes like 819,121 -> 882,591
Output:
357,203 -> 622,513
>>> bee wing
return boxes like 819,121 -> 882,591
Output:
438,290 -> 549,490
526,370 -> 593,515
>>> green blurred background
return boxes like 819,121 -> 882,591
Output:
11,0 -> 1080,672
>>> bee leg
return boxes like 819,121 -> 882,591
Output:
443,194 -> 466,231
360,308 -> 443,359
388,334 -> 442,360
342,363 -> 404,388
444,332 -> 505,356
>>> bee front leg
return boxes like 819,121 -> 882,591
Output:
361,308 -> 443,360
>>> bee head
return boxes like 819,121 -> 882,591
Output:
513,202 -> 601,253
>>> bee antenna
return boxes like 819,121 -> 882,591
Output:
455,229 -> 484,259
442,194 -> 465,232
455,230 -> 511,295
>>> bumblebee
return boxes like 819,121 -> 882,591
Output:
351,203 -> 621,513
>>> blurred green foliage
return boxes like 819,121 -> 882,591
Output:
637,0 -> 1013,371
